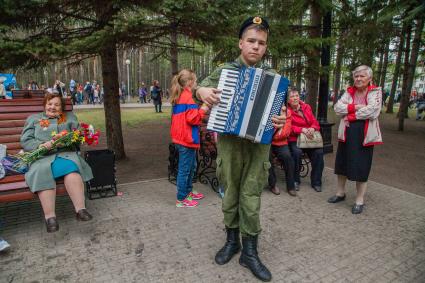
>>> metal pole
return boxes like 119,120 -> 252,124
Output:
127,62 -> 130,103
317,10 -> 334,154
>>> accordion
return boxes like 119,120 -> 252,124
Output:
207,67 -> 289,144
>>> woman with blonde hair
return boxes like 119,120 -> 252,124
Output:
170,69 -> 210,207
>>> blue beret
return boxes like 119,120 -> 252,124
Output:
239,16 -> 270,38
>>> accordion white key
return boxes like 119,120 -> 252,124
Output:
207,67 -> 289,144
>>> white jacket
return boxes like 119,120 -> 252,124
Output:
334,86 -> 383,146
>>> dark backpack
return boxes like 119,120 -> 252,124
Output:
85,84 -> 92,94
151,87 -> 160,100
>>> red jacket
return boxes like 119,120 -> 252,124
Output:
170,87 -> 206,149
271,110 -> 292,146
288,101 -> 320,142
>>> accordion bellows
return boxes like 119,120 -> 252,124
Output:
207,67 -> 289,144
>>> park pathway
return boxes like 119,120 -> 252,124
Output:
1,168 -> 425,282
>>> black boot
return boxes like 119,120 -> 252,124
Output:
215,227 -> 241,265
239,235 -> 272,282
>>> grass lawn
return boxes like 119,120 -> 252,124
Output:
75,103 -> 420,131
75,108 -> 171,130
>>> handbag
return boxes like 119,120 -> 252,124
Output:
1,156 -> 28,175
297,131 -> 323,149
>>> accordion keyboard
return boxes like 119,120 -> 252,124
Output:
208,69 -> 240,132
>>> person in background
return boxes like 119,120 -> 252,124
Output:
100,86 -> 104,104
69,79 -> 77,105
84,81 -> 93,104
54,80 -> 65,96
151,80 -> 163,113
30,81 -> 39,90
120,82 -> 127,104
267,105 -> 296,196
415,93 -> 425,120
330,65 -> 383,214
93,84 -> 100,104
0,77 -> 6,99
287,89 -> 324,193
139,83 -> 148,103
77,83 -> 84,104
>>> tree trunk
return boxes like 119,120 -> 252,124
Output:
170,23 -> 179,75
387,23 -> 406,113
305,3 -> 321,115
333,33 -> 344,105
398,17 -> 423,131
100,45 -> 126,159
296,57 -> 302,90
376,48 -> 384,86
397,23 -> 412,120
380,40 -> 390,90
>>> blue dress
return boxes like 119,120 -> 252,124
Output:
51,157 -> 80,179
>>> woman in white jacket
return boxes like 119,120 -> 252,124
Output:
328,65 -> 383,214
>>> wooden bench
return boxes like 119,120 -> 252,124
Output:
0,98 -> 73,202
11,89 -> 45,98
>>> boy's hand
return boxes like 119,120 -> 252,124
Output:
197,87 -> 221,107
272,105 -> 287,129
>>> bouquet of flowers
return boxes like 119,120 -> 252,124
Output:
12,122 -> 100,170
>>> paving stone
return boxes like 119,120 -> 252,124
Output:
1,169 -> 425,282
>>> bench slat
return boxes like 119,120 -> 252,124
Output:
0,113 -> 38,120
0,104 -> 73,114
0,175 -> 25,184
0,120 -> 25,128
0,128 -> 22,135
2,142 -> 21,150
0,105 -> 45,113
0,135 -> 21,143
0,187 -> 67,202
0,181 -> 28,191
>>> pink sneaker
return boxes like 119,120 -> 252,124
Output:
189,191 -> 204,200
176,195 -> 199,208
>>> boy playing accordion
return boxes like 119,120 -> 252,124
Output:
195,16 -> 286,282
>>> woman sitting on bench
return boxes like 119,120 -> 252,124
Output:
20,92 -> 94,233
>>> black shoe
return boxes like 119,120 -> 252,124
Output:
215,227 -> 241,265
352,204 -> 364,214
328,194 -> 346,203
76,209 -> 93,221
239,235 -> 272,282
294,182 -> 300,191
45,217 -> 59,233
312,185 -> 322,192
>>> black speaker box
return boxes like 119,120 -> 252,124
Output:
84,149 -> 117,199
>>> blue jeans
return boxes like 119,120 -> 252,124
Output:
176,144 -> 197,201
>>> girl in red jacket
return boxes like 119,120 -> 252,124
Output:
170,69 -> 210,208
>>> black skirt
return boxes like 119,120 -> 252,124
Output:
334,120 -> 374,182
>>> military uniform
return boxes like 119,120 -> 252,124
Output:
199,56 -> 275,236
